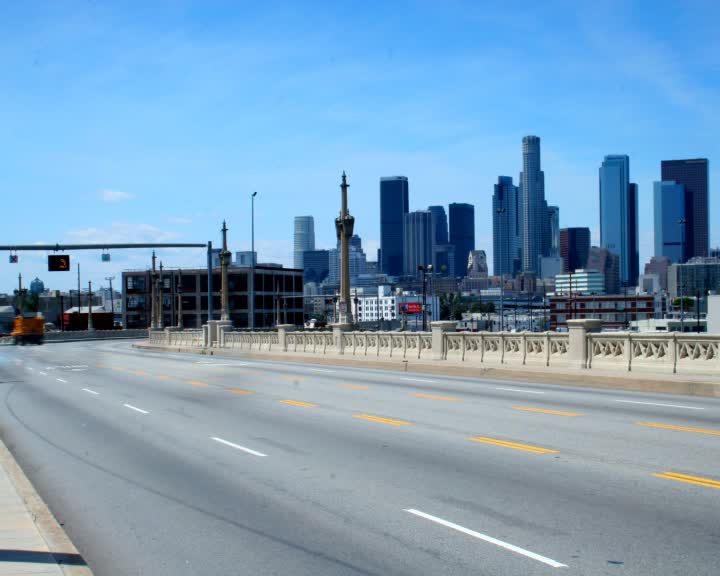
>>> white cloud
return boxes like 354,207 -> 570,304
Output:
65,222 -> 179,244
100,189 -> 133,203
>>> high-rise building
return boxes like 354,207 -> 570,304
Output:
547,205 -> 560,257
559,227 -> 591,273
404,211 -> 434,277
449,202 -> 475,277
467,250 -> 488,278
661,159 -> 709,258
653,181 -> 686,263
519,136 -> 545,273
599,155 -> 639,286
427,206 -> 448,245
302,249 -> 330,284
492,176 -> 521,277
293,216 -> 315,270
433,244 -> 456,277
380,176 -> 409,276
587,246 -> 621,295
644,256 -> 672,292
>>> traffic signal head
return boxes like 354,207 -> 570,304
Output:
48,255 -> 71,271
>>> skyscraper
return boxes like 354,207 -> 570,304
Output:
559,227 -> 591,273
293,216 -> 315,270
427,205 -> 448,245
302,249 -> 330,284
519,135 -> 545,274
587,246 -> 621,295
547,205 -> 560,257
653,181 -> 686,263
403,211 -> 433,277
380,176 -> 409,276
661,159 -> 709,258
599,155 -> 639,286
449,202 -> 475,277
492,176 -> 520,277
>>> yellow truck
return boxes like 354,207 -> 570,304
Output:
11,314 -> 45,345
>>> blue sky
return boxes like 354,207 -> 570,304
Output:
1,0 -> 718,292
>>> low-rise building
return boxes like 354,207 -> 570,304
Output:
554,269 -> 605,295
550,293 -> 661,331
122,265 -> 304,329
668,257 -> 720,299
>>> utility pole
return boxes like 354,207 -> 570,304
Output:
77,263 -> 81,313
696,289 -> 701,333
158,261 -> 165,329
220,221 -> 231,322
105,276 -> 115,327
678,217 -> 687,334
150,251 -> 157,329
87,281 -> 94,331
250,191 -> 257,330
177,273 -> 184,329
496,207 -> 506,332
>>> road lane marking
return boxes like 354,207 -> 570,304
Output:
56,378 -> 67,383
132,370 -> 146,376
496,387 -> 544,394
112,367 -> 126,372
211,437 -> 267,457
123,404 -> 149,414
338,383 -> 369,390
469,436 -> 558,454
282,376 -> 306,382
27,367 -> 33,371
229,389 -> 255,395
96,363 -> 106,368
39,371 -> 47,376
353,414 -> 411,426
196,361 -> 250,366
82,388 -> 99,395
513,406 -> 582,417
414,393 -> 458,402
404,509 -> 567,568
308,368 -> 335,373
654,472 -> 720,490
638,422 -> 720,436
71,368 -> 86,372
157,375 -> 170,379
281,399 -> 318,408
616,400 -> 704,410
401,377 -> 436,383
187,380 -> 208,387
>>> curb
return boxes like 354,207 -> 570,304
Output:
0,436 -> 93,576
134,343 -> 720,398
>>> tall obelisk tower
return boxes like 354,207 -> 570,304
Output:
335,172 -> 354,324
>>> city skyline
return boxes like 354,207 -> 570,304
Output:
1,2 -> 719,292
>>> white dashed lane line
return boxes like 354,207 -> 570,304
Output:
211,437 -> 268,457
56,378 -> 68,383
401,377 -> 437,383
614,399 -> 704,410
404,509 -> 567,568
82,388 -> 100,395
496,387 -> 545,394
123,404 -> 149,415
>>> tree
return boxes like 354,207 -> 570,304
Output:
672,297 -> 694,311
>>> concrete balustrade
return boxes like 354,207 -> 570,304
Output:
145,320 -> 719,377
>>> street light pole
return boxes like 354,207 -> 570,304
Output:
87,281 -> 94,332
678,217 -> 687,333
250,191 -> 257,330
105,276 -> 115,327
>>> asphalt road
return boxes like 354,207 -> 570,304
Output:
0,340 -> 719,576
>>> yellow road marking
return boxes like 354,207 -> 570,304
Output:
282,376 -> 306,382
157,375 -> 170,379
96,363 -> 106,368
229,389 -> 255,395
414,393 -> 458,402
353,414 -> 411,426
654,472 -> 720,490
187,380 -> 208,387
338,383 -> 369,390
469,436 -> 558,454
638,422 -> 720,436
513,406 -> 582,417
112,367 -> 125,372
132,370 -> 146,376
281,399 -> 317,408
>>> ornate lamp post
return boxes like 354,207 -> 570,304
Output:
335,172 -> 354,324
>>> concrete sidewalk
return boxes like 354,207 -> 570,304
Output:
136,342 -> 720,398
0,438 -> 92,576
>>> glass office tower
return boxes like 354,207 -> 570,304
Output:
380,176 -> 409,276
653,181 -> 686,263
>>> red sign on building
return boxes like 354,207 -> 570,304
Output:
401,302 -> 423,315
